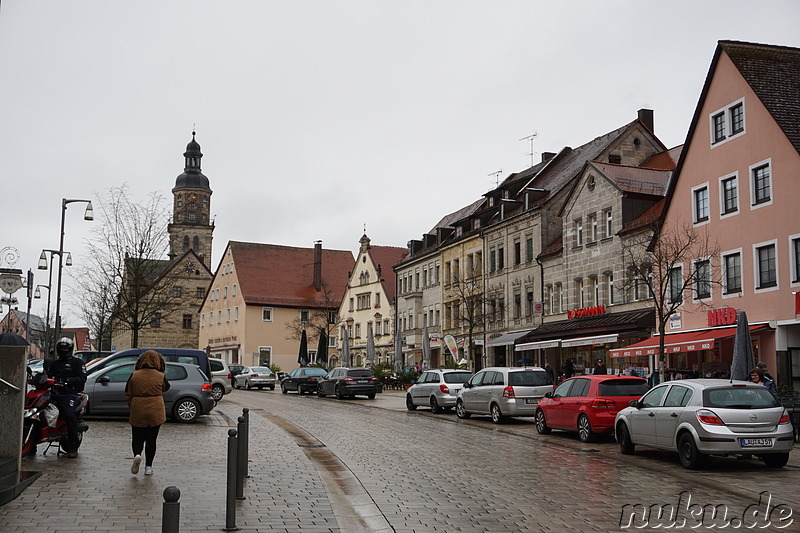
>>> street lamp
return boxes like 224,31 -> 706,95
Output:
38,249 -> 70,357
33,283 -> 52,357
53,198 -> 93,341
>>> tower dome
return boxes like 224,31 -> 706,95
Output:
174,131 -> 211,192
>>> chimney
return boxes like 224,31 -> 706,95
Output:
313,240 -> 322,291
542,152 -> 557,163
638,109 -> 654,133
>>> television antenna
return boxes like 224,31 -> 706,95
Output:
488,170 -> 503,188
520,133 -> 537,167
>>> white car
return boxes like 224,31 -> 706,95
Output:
456,367 -> 553,423
615,379 -> 794,469
233,366 -> 277,390
406,369 -> 472,413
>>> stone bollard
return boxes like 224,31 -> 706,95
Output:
162,486 -> 180,533
241,408 -> 249,478
236,416 -> 246,500
223,428 -> 239,531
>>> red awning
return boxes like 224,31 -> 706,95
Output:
610,324 -> 769,358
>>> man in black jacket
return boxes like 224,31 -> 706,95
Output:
47,337 -> 87,458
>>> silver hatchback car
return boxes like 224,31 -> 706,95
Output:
615,379 -> 794,469
456,367 -> 553,423
406,369 -> 472,413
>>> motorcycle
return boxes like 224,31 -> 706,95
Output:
22,372 -> 89,457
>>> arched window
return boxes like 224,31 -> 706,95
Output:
183,236 -> 190,252
193,236 -> 200,250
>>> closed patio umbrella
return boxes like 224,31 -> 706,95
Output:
316,330 -> 328,367
730,311 -> 755,381
422,326 -> 431,371
366,322 -> 376,367
341,329 -> 351,368
298,329 -> 308,366
394,326 -> 402,374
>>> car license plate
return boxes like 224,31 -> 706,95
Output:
739,438 -> 773,448
357,379 -> 369,383
524,398 -> 538,405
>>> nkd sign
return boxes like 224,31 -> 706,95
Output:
567,305 -> 606,319
707,307 -> 737,327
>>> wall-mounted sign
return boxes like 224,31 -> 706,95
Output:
567,305 -> 606,319
669,312 -> 682,330
707,307 -> 737,327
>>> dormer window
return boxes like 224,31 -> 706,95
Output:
710,98 -> 745,146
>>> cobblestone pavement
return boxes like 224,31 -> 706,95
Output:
1,388 -> 798,532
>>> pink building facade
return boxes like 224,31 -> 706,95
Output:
652,42 -> 800,391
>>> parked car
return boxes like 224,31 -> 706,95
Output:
85,348 -> 211,382
229,364 -> 245,386
233,366 -> 276,390
281,367 -> 328,394
84,361 -> 214,423
318,367 -> 379,399
406,369 -> 472,413
535,375 -> 650,442
208,358 -> 233,401
456,367 -> 553,424
73,350 -> 113,365
615,379 -> 794,469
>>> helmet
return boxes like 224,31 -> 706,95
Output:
55,337 -> 74,360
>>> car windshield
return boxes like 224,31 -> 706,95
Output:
443,372 -> 471,384
347,370 -> 374,378
304,368 -> 327,376
597,379 -> 650,397
251,367 -> 272,374
704,387 -> 779,409
509,370 -> 551,386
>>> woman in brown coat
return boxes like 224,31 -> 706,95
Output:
124,350 -> 169,475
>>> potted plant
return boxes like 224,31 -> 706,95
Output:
397,368 -> 420,390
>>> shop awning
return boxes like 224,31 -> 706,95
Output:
609,324 -> 769,358
560,334 -> 619,348
486,330 -> 530,347
516,339 -> 562,351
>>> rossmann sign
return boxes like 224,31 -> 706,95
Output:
567,305 -> 606,319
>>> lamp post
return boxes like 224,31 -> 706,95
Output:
53,198 -> 93,342
38,249 -> 69,357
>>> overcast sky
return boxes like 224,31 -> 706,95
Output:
2,1 -> 799,330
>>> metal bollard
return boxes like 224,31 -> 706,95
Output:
241,408 -> 249,478
162,486 -> 181,533
223,428 -> 239,531
236,416 -> 246,500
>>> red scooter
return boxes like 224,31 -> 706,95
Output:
22,372 -> 89,457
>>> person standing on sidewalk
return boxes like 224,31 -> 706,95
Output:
125,350 -> 170,475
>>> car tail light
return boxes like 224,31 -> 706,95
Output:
696,409 -> 724,425
306,378 -> 317,383
591,398 -> 615,409
201,383 -> 212,391
503,386 -> 515,398
342,377 -> 355,382
779,411 -> 790,424
369,377 -> 377,381
227,373 -> 232,380
439,384 -> 450,394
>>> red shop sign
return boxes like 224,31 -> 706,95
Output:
567,305 -> 606,319
707,307 -> 737,327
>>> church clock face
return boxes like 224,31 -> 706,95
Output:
184,260 -> 196,274
188,193 -> 198,205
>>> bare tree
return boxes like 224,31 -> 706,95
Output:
81,185 -> 180,348
284,283 -> 341,358
448,268 -> 486,370
621,218 -> 720,381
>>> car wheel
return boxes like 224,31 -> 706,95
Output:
245,380 -> 251,390
617,423 -> 635,455
299,385 -> 306,395
490,403 -> 505,424
578,414 -> 595,443
367,393 -> 376,400
318,390 -> 327,398
233,381 -> 240,390
269,385 -> 275,391
762,453 -> 790,468
406,395 -> 417,411
211,384 -> 225,401
456,400 -> 471,419
430,397 -> 442,414
678,433 -> 706,470
281,383 -> 288,394
535,409 -> 551,434
173,398 -> 200,423
335,386 -> 344,399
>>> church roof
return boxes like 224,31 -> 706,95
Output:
174,131 -> 211,192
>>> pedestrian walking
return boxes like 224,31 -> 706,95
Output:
125,350 -> 170,476
562,358 -> 574,379
544,363 -> 555,384
593,359 -> 607,375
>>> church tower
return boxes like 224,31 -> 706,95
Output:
168,131 -> 214,268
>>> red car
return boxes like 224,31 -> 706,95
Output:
535,375 -> 649,442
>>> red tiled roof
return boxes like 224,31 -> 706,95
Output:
366,245 -> 407,302
641,145 -> 683,170
230,241 -> 354,308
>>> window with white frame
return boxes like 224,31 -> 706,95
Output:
792,235 -> 800,283
720,174 -> 738,216
755,242 -> 777,290
262,307 -> 273,322
232,284 -> 237,297
592,277 -> 599,305
589,214 -> 598,242
605,210 -> 613,238
668,266 -> 683,304
608,273 -> 615,304
751,160 -> 772,207
201,314 -> 205,327
226,308 -> 231,323
234,306 -> 239,321
300,309 -> 309,323
355,323 -> 361,338
223,286 -> 228,298
694,259 -> 711,300
723,251 -> 742,294
498,246 -> 505,269
575,220 -> 583,247
710,98 -> 746,146
513,290 -> 521,318
693,184 -> 709,223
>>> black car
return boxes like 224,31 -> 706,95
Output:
317,367 -> 379,399
281,367 -> 328,394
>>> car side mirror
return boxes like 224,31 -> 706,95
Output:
544,392 -> 553,399
98,376 -> 110,384
464,383 -> 472,389
629,399 -> 640,408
